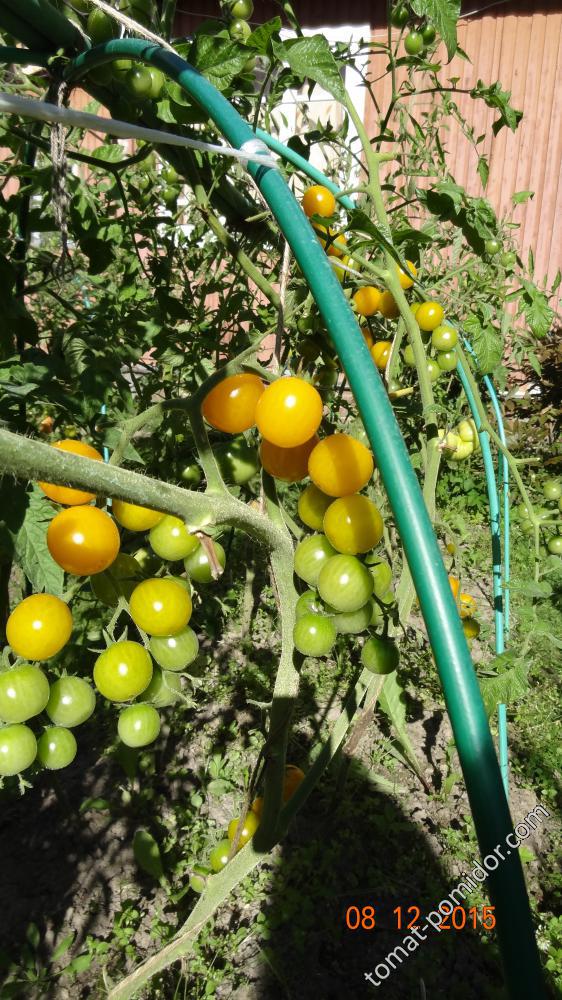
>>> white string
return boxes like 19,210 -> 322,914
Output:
0,93 -> 278,169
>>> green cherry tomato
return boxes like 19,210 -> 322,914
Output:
403,344 -> 416,367
87,8 -> 119,43
0,665 -> 50,724
37,727 -> 77,770
229,0 -> 254,16
209,838 -> 231,872
361,636 -> 399,674
91,552 -> 140,608
404,31 -> 424,55
228,810 -> 259,846
500,251 -> 517,269
46,676 -> 96,728
431,325 -> 458,351
148,67 -> 165,99
426,360 -> 441,383
365,557 -> 393,597
125,67 -> 153,100
325,601 -> 372,635
229,18 -> 252,41
547,536 -> 562,556
0,724 -> 37,777
138,666 -> 182,708
390,4 -> 409,27
295,590 -> 327,618
149,627 -> 199,671
293,613 -> 336,657
543,479 -> 562,501
118,704 -> 161,748
485,238 -> 501,255
421,23 -> 436,44
214,439 -> 260,485
189,865 -> 209,893
293,534 -> 337,587
149,515 -> 199,561
93,641 -> 153,702
181,463 -> 203,487
161,165 -> 179,185
161,186 -> 179,209
184,542 -> 226,584
436,350 -> 458,372
297,484 -> 333,531
317,555 -> 374,613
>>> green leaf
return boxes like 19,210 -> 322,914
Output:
133,829 -> 164,880
25,924 -> 40,951
272,35 -> 345,102
477,155 -> 489,189
15,490 -> 64,595
463,313 -> 502,374
379,672 -> 425,781
410,0 -> 460,58
512,190 -> 534,205
189,36 -> 249,90
52,933 -> 75,964
479,661 -> 529,716
89,144 -> 124,164
246,17 -> 282,54
520,279 -> 554,340
470,80 -> 523,133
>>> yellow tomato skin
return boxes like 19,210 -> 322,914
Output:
129,578 -> 192,636
397,260 -> 417,289
459,593 -> 477,619
371,340 -> 392,370
251,796 -> 263,817
353,286 -> 381,317
308,434 -> 374,497
416,301 -> 444,331
302,185 -> 336,218
323,495 -> 384,554
283,764 -> 305,801
112,499 -> 164,532
260,435 -> 318,482
361,328 -> 374,349
227,810 -> 260,847
448,575 -> 460,599
297,483 -> 333,530
463,618 -> 480,640
378,290 -> 400,319
38,440 -> 103,506
6,594 -> 72,660
255,376 -> 323,448
47,506 -> 120,576
313,224 -> 347,258
201,374 -> 264,434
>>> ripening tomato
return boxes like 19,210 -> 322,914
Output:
251,796 -> 263,817
313,224 -> 347,257
46,676 -> 96,727
260,435 -> 318,482
367,557 -> 393,598
138,666 -> 182,708
293,534 -> 336,587
361,636 -> 399,674
6,594 -> 73,661
149,515 -> 199,561
449,575 -> 460,599
371,341 -> 392,370
38,439 -> 103,506
436,350 -> 457,372
426,360 -> 441,383
149,626 -> 199,671
416,301 -> 444,331
431,324 -> 458,351
297,483 -> 333,531
308,434 -> 374,497
325,600 -> 372,635
94,641 -> 153,701
353,286 -> 381,317
283,764 -> 305,801
459,593 -> 477,618
47,506 -> 120,575
378,290 -> 400,319
317,554 -> 374,612
129,578 -> 192,635
228,810 -> 259,846
361,328 -> 374,349
397,260 -> 417,289
457,419 -> 478,444
184,541 -> 226,584
323,495 -> 384,555
0,724 -> 37,777
302,185 -> 336,218
403,344 -> 416,367
0,665 -> 50,724
118,704 -> 161,747
256,376 -> 323,448
37,727 -> 77,770
293,612 -> 336,657
201,374 -> 264,434
463,618 -> 480,640
112,499 -> 164,532
209,839 -> 231,872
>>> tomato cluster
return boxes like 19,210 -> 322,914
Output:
514,477 -> 562,555
439,417 -> 480,463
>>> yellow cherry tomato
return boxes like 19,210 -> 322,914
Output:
448,575 -> 460,599
323,494 -> 384,555
361,328 -> 374,349
6,594 -> 72,660
378,290 -> 400,319
308,434 -> 374,497
256,376 -> 323,448
47,506 -> 120,575
298,483 -> 333,531
459,593 -> 477,619
112,499 -> 164,532
251,796 -> 263,817
283,764 -> 305,801
313,224 -> 347,258
302,184 -> 336,218
353,286 -> 381,317
416,301 -> 444,331
201,373 -> 264,434
129,578 -> 192,636
371,340 -> 392,370
260,435 -> 318,482
227,810 -> 260,847
463,618 -> 480,640
38,439 -> 103,506
397,259 -> 417,289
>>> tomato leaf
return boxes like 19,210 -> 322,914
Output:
410,0 -> 460,58
246,17 -> 282,54
519,279 -> 554,340
133,829 -> 164,880
470,80 -> 523,134
462,313 -> 503,374
479,660 -> 529,716
15,489 -> 64,596
378,672 -> 426,783
188,36 -> 249,90
272,35 -> 346,103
